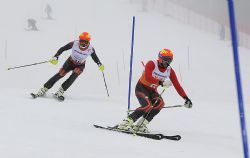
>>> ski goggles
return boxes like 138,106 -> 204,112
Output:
79,40 -> 89,44
159,56 -> 173,64
79,40 -> 89,47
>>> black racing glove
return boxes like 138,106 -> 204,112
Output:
183,96 -> 192,108
159,81 -> 164,87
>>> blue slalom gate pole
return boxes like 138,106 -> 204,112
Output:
128,16 -> 135,116
227,1 -> 249,158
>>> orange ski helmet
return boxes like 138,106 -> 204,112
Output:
79,32 -> 91,42
158,48 -> 173,67
79,32 -> 91,49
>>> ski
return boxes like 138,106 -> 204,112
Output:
30,93 -> 64,101
93,124 -> 181,141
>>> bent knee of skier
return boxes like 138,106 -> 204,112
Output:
152,97 -> 165,110
136,92 -> 153,113
73,67 -> 83,75
136,104 -> 153,113
59,68 -> 67,77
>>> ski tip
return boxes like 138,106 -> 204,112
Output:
171,135 -> 181,141
157,134 -> 181,141
176,135 -> 181,140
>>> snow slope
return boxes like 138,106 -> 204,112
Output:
0,0 -> 249,158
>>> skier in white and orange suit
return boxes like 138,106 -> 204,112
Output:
32,32 -> 104,100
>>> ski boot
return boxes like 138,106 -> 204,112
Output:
117,117 -> 134,132
54,87 -> 65,101
31,86 -> 48,98
133,118 -> 150,133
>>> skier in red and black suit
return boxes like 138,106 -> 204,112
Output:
33,32 -> 104,100
118,48 -> 192,133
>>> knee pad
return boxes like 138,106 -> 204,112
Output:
59,68 -> 67,77
137,103 -> 153,113
152,97 -> 165,110
73,67 -> 83,75
136,92 -> 153,113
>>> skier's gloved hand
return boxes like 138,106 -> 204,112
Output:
99,64 -> 104,71
183,96 -> 192,108
49,56 -> 58,65
159,80 -> 172,88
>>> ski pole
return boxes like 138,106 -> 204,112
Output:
101,70 -> 110,97
127,104 -> 184,112
163,105 -> 184,108
7,60 -> 49,70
